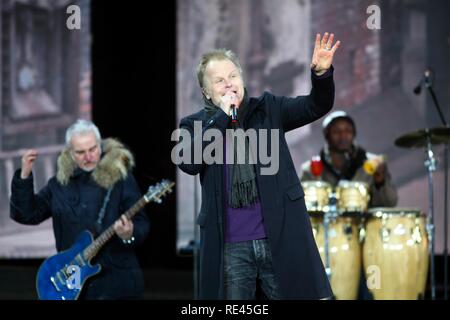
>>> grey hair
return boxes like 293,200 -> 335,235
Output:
196,48 -> 243,88
65,119 -> 102,148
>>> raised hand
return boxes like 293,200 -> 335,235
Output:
21,149 -> 38,179
310,32 -> 341,75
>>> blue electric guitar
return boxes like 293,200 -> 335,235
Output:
36,179 -> 174,300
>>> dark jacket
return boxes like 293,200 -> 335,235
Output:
178,68 -> 335,299
10,138 -> 150,299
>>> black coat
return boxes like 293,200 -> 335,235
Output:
10,140 -> 150,299
178,69 -> 335,299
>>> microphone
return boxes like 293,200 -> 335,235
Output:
230,104 -> 238,123
414,68 -> 433,95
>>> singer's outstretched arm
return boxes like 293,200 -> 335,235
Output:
276,32 -> 340,132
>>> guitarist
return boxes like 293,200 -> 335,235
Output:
9,119 -> 150,299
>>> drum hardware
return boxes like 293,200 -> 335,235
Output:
358,221 -> 366,244
323,192 -> 341,279
412,218 -> 423,244
328,193 -> 339,222
393,224 -> 406,236
343,222 -> 353,242
395,127 -> 450,300
381,213 -> 390,243
302,181 -> 335,280
400,68 -> 449,299
381,228 -> 390,243
343,223 -> 353,235
422,134 -> 436,299
412,227 -> 422,245
323,210 -> 332,279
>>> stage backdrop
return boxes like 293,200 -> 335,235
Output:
176,0 -> 450,254
0,0 -> 91,258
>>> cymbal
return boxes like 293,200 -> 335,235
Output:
395,127 -> 450,148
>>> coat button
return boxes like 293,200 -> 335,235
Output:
208,119 -> 215,125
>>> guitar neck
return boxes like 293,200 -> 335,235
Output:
83,197 -> 148,260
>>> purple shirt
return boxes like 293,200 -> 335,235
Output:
223,164 -> 267,243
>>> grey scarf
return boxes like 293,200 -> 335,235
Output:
204,90 -> 259,208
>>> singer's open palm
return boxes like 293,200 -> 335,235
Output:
311,33 -> 341,73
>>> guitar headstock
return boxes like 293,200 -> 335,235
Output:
143,179 -> 175,203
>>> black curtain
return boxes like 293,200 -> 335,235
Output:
91,0 -> 187,269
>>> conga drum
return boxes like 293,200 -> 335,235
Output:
362,208 -> 429,299
303,180 -> 365,300
335,181 -> 370,213
302,181 -> 332,213
310,214 -> 363,300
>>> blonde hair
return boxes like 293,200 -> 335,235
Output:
196,48 -> 243,88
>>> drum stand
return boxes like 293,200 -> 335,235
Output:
324,194 -> 339,280
323,211 -> 332,279
424,135 -> 437,300
426,81 -> 449,300
409,69 -> 449,299
424,77 -> 448,300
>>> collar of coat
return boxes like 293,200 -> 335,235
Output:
56,138 -> 135,189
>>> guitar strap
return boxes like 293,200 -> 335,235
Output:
96,187 -> 113,227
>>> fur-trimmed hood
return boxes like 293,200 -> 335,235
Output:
56,138 -> 135,189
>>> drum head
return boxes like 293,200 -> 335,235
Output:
337,180 -> 369,189
301,180 -> 332,188
336,180 -> 370,214
302,180 -> 332,213
368,207 -> 423,218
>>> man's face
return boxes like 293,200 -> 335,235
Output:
70,131 -> 101,172
202,59 -> 244,108
327,119 -> 355,152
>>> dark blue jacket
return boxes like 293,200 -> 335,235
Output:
10,139 -> 150,299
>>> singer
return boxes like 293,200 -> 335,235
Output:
177,32 -> 340,299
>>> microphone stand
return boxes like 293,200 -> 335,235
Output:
424,78 -> 448,300
424,134 -> 437,300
